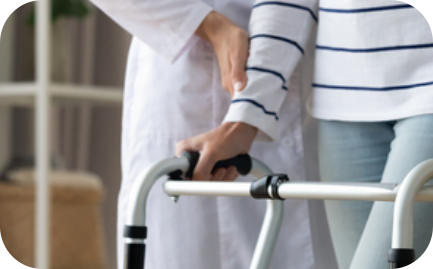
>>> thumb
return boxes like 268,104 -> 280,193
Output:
231,41 -> 248,93
231,67 -> 247,94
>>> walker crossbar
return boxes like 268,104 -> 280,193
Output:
163,181 -> 433,201
125,155 -> 433,269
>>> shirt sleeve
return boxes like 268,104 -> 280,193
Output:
89,0 -> 213,63
223,0 -> 318,141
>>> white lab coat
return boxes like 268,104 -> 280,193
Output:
90,0 -> 325,268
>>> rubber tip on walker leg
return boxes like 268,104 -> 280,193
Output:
125,242 -> 146,269
388,248 -> 415,268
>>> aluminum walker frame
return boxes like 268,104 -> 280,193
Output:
123,152 -> 433,269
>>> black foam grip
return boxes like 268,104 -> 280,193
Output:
212,154 -> 252,175
183,151 -> 252,178
124,243 -> 145,269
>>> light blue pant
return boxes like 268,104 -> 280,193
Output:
318,114 -> 433,269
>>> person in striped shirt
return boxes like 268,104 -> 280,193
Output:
178,0 -> 433,268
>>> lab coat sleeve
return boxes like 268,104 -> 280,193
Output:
223,0 -> 318,141
89,0 -> 213,62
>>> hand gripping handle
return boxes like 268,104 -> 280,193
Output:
182,151 -> 252,179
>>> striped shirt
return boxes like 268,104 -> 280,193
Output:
223,0 -> 433,140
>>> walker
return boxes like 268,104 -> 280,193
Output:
123,151 -> 433,269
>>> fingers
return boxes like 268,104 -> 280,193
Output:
177,137 -> 216,181
175,139 -> 197,157
231,28 -> 249,93
231,55 -> 247,94
210,168 -> 227,181
210,166 -> 238,181
219,55 -> 233,95
177,123 -> 256,181
215,27 -> 248,96
192,147 -> 218,181
223,166 -> 239,181
175,140 -> 188,157
189,144 -> 239,181
211,166 -> 239,181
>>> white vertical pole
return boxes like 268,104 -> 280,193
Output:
35,0 -> 51,268
76,13 -> 97,170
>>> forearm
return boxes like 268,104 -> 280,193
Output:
224,0 -> 318,141
196,11 -> 229,44
195,10 -> 249,95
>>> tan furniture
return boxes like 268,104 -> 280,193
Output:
0,170 -> 107,269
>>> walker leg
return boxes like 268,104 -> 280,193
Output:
124,225 -> 147,269
389,159 -> 433,268
124,242 -> 146,269
249,200 -> 284,269
388,248 -> 415,268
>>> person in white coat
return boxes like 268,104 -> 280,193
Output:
89,0 -> 329,268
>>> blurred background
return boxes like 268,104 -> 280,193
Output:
0,1 -> 131,268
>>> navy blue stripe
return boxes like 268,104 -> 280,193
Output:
253,1 -> 318,22
231,98 -> 279,120
316,43 -> 433,53
313,80 -> 433,91
246,66 -> 288,90
319,4 -> 412,13
251,34 -> 305,54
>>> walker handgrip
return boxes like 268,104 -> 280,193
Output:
183,151 -> 252,178
212,154 -> 252,175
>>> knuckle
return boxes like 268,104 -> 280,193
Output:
176,140 -> 187,152
204,148 -> 218,161
176,140 -> 186,148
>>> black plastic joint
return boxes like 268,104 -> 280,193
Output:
388,248 -> 415,268
124,225 -> 147,239
250,174 -> 289,200
250,175 -> 272,199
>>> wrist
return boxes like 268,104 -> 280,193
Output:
196,11 -> 234,46
225,122 -> 258,143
